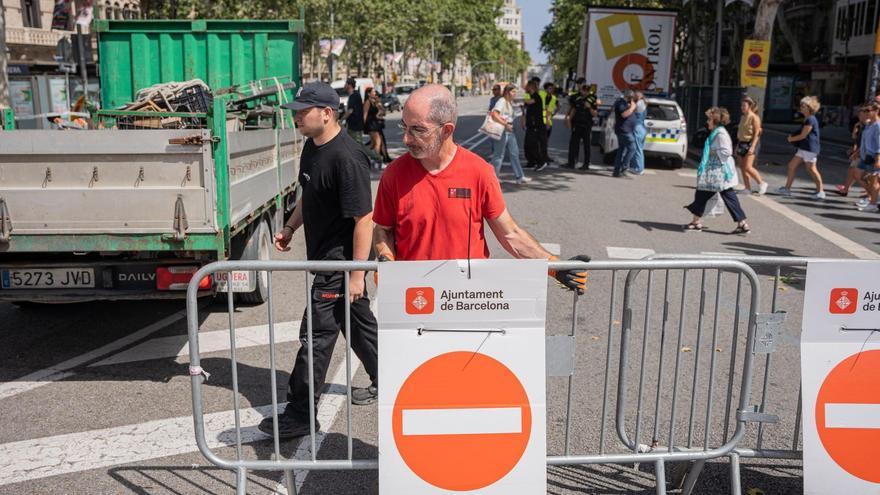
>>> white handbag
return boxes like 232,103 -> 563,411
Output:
478,113 -> 505,141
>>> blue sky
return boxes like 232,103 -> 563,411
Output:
519,0 -> 552,64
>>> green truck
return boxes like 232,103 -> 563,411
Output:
0,20 -> 305,304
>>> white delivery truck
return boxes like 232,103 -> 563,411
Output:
576,7 -> 677,106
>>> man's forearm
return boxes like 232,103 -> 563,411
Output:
373,225 -> 396,259
284,198 -> 304,232
351,214 -> 373,279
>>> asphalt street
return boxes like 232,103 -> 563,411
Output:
0,95 -> 876,494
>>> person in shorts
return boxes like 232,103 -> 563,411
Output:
855,101 -> 880,212
777,96 -> 826,199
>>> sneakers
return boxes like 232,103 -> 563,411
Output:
515,177 -> 533,184
258,412 -> 320,439
856,198 -> 878,211
629,169 -> 645,176
351,385 -> 378,405
811,190 -> 826,200
776,186 -> 793,196
535,162 -> 549,172
856,197 -> 871,208
758,182 -> 768,195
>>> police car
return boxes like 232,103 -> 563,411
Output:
599,97 -> 688,168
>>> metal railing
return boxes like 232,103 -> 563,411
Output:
186,258 -> 769,494
641,254 -> 829,493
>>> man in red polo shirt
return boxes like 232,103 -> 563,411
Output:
373,84 -> 588,291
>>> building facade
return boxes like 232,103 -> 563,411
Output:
831,0 -> 880,100
3,0 -> 140,126
496,0 -> 523,46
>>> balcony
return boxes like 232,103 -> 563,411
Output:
5,26 -> 74,47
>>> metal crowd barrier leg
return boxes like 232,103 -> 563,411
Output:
681,459 -> 706,495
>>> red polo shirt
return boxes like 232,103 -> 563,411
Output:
373,146 -> 507,260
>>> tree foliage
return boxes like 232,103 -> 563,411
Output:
140,0 -> 530,80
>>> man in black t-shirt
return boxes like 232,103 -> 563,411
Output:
564,84 -> 598,169
259,82 -> 379,439
522,79 -> 547,170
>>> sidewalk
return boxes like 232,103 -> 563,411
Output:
763,123 -> 852,146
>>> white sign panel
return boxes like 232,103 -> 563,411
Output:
801,260 -> 880,494
581,9 -> 677,104
378,259 -> 547,494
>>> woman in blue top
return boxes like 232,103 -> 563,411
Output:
778,96 -> 826,199
631,91 -> 648,174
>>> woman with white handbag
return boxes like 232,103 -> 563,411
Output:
684,107 -> 751,234
488,84 -> 530,184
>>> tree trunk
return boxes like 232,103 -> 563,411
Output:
748,0 -> 784,120
775,5 -> 804,64
0,0 -> 9,109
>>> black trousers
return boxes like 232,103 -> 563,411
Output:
524,123 -> 548,165
567,124 -> 591,166
286,272 -> 378,421
686,189 -> 747,223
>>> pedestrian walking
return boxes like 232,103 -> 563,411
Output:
735,96 -> 768,195
343,77 -> 381,167
488,83 -> 501,112
777,96 -> 826,199
490,84 -> 529,184
522,79 -> 549,171
372,84 -> 588,292
684,107 -> 751,234
612,90 -> 638,177
364,87 -> 386,160
564,83 -> 597,169
260,82 -> 379,439
630,91 -> 647,175
836,110 -> 867,197
854,101 -> 880,212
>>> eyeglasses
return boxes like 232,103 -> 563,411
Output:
397,122 -> 444,138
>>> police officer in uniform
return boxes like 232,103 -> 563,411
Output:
522,78 -> 548,171
259,82 -> 379,439
564,84 -> 598,169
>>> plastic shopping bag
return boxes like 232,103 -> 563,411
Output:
705,193 -> 726,218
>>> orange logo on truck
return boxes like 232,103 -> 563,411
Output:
406,287 -> 434,315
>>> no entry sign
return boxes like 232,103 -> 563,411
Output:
801,261 -> 880,494
378,259 -> 547,494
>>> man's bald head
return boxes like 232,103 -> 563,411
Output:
404,84 -> 458,126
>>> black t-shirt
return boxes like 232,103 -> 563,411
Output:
570,93 -> 596,126
295,130 -> 372,261
524,90 -> 544,128
346,92 -> 364,131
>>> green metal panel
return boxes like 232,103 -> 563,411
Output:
6,233 -> 223,253
209,96 -> 232,257
1,108 -> 14,130
96,19 -> 303,109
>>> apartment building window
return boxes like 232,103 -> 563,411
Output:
21,0 -> 42,28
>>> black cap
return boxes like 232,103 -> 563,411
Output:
282,82 -> 340,111
345,77 -> 357,87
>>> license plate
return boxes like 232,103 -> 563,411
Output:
214,270 -> 256,293
1,268 -> 95,289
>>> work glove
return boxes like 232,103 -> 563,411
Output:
552,255 -> 590,295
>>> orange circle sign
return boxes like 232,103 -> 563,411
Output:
612,53 -> 655,91
815,349 -> 880,483
392,351 -> 531,491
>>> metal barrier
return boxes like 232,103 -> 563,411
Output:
186,258 -> 767,494
641,254 -> 829,493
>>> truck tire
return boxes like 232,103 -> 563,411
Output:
234,219 -> 271,305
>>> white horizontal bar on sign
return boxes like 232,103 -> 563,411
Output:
402,407 -> 522,436
825,403 -> 880,429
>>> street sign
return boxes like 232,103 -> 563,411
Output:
378,259 -> 547,494
740,39 -> 770,89
801,261 -> 880,494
